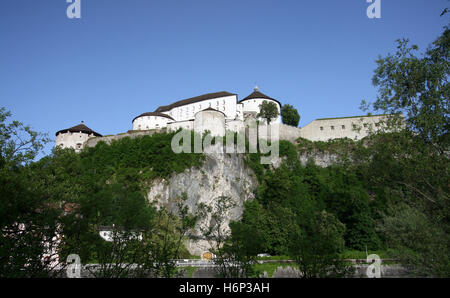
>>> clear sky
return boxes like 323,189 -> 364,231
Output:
0,0 -> 448,157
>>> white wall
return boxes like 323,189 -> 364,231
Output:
55,132 -> 95,152
225,119 -> 245,133
132,115 -> 173,131
241,98 -> 281,124
236,103 -> 244,121
166,94 -> 238,122
300,115 -> 390,141
194,110 -> 226,137
168,120 -> 194,131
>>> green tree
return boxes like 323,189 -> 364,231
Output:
288,200 -> 353,278
361,24 -> 450,276
201,196 -> 260,278
371,27 -> 449,150
258,100 -> 280,125
281,104 -> 300,127
0,107 -> 59,277
377,204 -> 450,277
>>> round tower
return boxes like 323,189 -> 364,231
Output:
55,122 -> 102,152
239,86 -> 282,124
194,107 -> 226,137
132,112 -> 175,131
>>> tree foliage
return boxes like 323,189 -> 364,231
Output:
257,100 -> 280,125
281,104 -> 300,127
0,108 -> 58,277
372,28 -> 449,149
359,24 -> 450,276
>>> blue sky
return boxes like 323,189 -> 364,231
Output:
0,0 -> 448,157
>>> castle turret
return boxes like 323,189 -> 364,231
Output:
239,87 -> 282,124
55,122 -> 102,152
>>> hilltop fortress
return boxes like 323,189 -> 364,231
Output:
55,87 -> 391,152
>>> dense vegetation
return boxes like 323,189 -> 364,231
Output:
0,24 -> 448,278
0,128 -> 204,277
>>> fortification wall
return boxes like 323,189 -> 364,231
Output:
83,123 -> 304,150
82,115 -> 394,150
257,123 -> 303,143
84,130 -> 160,148
300,115 -> 388,142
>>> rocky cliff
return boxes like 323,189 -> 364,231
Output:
147,146 -> 258,255
146,142 -> 339,255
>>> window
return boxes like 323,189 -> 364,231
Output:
342,125 -> 345,129
375,123 -> 380,127
363,123 -> 368,128
320,126 -> 324,131
331,126 -> 335,130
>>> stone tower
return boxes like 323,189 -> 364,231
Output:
55,122 -> 102,152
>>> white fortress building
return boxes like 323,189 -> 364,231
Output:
55,87 -> 396,151
131,87 -> 281,133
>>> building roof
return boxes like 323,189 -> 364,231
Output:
154,91 -> 236,112
132,112 -> 175,123
55,123 -> 102,137
239,88 -> 281,106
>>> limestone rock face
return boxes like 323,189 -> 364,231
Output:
147,147 -> 258,256
146,145 -> 340,256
